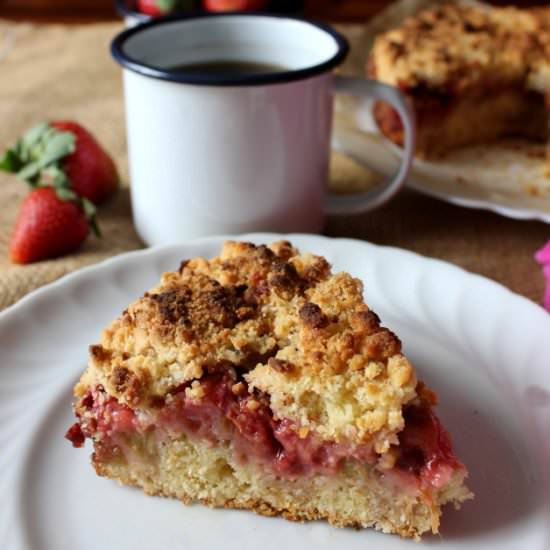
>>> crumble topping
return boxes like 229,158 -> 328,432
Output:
76,241 -> 417,451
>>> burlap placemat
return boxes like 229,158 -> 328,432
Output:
0,18 -> 547,311
0,21 -> 143,309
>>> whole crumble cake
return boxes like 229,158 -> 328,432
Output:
368,3 -> 550,157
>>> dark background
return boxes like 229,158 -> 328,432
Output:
0,0 -> 548,22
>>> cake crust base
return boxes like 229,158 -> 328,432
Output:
93,433 -> 471,540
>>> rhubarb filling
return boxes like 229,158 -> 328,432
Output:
66,369 -> 463,497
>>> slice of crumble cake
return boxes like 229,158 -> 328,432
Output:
66,240 -> 472,539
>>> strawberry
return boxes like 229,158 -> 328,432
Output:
0,121 -> 118,204
203,0 -> 268,10
50,121 -> 119,204
136,0 -> 197,16
9,187 -> 99,264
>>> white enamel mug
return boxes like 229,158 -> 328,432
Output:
111,14 -> 415,246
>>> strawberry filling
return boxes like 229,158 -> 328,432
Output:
66,371 -> 462,489
394,403 -> 461,492
151,371 -> 376,476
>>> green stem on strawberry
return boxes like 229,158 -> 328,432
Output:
0,149 -> 23,172
157,0 -> 186,10
82,197 -> 101,238
53,186 -> 101,238
3,120 -> 119,205
0,122 -> 75,186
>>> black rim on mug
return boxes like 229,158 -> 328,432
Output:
111,11 -> 350,87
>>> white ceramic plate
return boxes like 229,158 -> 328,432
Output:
1,233 -> 549,550
337,99 -> 550,224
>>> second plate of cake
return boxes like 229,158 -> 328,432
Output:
335,0 -> 550,223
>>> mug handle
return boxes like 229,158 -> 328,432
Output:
326,75 -> 416,215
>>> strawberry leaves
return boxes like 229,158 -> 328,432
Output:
156,0 -> 180,10
39,164 -> 71,188
0,122 -> 76,185
0,148 -> 23,172
18,131 -> 75,181
157,0 -> 195,10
